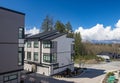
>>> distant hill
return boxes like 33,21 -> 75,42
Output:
90,40 -> 120,44
82,42 -> 120,56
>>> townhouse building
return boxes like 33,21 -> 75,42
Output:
24,30 -> 74,76
0,7 -> 25,83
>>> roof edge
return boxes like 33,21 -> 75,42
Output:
0,7 -> 25,15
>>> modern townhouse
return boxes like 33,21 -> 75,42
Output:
0,7 -> 25,83
24,30 -> 74,76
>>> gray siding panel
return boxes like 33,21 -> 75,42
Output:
0,8 -> 24,74
0,9 -> 24,43
0,44 -> 22,73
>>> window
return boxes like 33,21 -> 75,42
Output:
27,52 -> 31,60
53,63 -> 59,69
71,44 -> 74,51
43,53 -> 57,63
9,74 -> 17,80
71,53 -> 74,61
27,41 -> 31,48
4,76 -> 9,82
18,53 -> 22,65
34,52 -> 38,61
43,41 -> 52,48
34,41 -> 39,48
43,53 -> 50,63
19,27 -> 24,39
52,53 -> 57,63
18,47 -> 24,65
4,74 -> 18,82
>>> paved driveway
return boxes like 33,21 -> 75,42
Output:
55,61 -> 120,83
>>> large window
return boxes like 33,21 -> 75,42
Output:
4,74 -> 18,82
43,53 -> 57,63
34,52 -> 38,61
27,41 -> 31,48
43,53 -> 50,63
18,47 -> 24,65
43,41 -> 52,48
27,52 -> 31,60
19,27 -> 24,39
34,41 -> 39,48
52,53 -> 57,63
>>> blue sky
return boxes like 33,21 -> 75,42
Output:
1,0 -> 120,41
0,0 -> 120,29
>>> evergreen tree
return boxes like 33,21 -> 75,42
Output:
65,21 -> 73,33
54,20 -> 65,33
41,15 -> 54,32
65,22 -> 73,38
74,32 -> 83,58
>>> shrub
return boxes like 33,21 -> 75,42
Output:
106,72 -> 114,77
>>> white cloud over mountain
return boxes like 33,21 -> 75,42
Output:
25,27 -> 39,35
25,20 -> 120,42
75,20 -> 120,41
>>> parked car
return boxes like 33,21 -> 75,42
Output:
105,59 -> 110,62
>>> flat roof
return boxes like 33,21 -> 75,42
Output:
0,7 -> 25,15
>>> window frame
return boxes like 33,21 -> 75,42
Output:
53,63 -> 59,69
18,47 -> 24,66
3,74 -> 18,82
71,53 -> 74,61
43,53 -> 50,63
19,27 -> 24,39
34,52 -> 38,61
27,41 -> 31,48
34,41 -> 39,48
27,52 -> 31,60
4,76 -> 9,82
51,53 -> 57,63
43,41 -> 52,48
9,74 -> 18,80
43,53 -> 57,63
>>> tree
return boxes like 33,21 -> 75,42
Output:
54,20 -> 65,33
74,32 -> 82,58
74,32 -> 87,59
65,22 -> 73,38
65,22 -> 73,33
41,15 -> 54,32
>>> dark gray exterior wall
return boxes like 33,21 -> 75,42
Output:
0,8 -> 24,73
0,8 -> 24,42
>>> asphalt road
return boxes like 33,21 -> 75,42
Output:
55,61 -> 120,83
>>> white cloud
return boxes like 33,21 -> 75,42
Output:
115,20 -> 120,28
25,27 -> 40,35
75,19 -> 120,41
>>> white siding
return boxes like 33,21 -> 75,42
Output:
42,48 -> 50,53
24,63 -> 33,71
37,66 -> 49,76
24,41 -> 41,63
52,35 -> 74,69
24,34 -> 74,76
